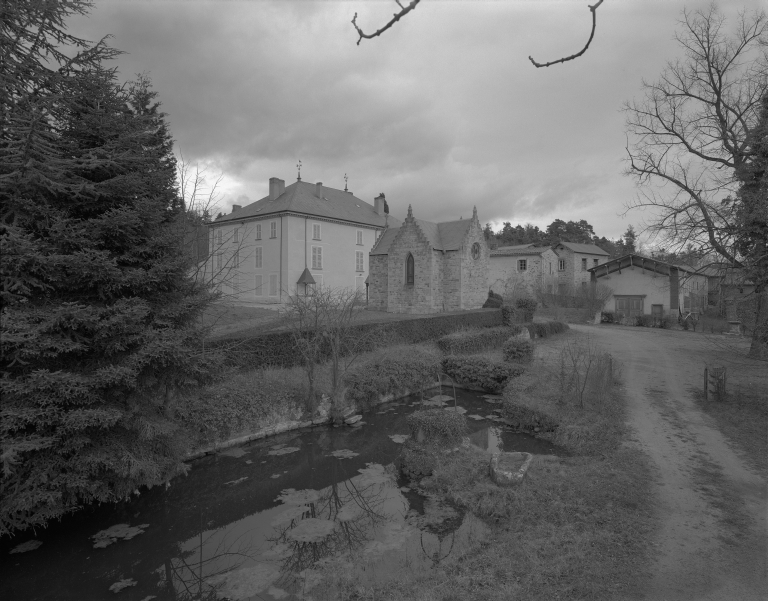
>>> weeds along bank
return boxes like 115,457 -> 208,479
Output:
310,329 -> 657,601
181,311 -> 569,454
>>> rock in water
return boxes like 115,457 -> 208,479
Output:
344,414 -> 362,425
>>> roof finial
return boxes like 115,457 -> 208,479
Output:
296,160 -> 302,181
407,204 -> 413,219
344,173 -> 348,192
472,205 -> 478,220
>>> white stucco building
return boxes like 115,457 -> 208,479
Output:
204,177 -> 398,303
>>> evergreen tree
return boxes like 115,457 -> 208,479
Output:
623,225 -> 637,254
1,0 -> 220,534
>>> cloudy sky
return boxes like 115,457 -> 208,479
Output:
68,0 -> 762,241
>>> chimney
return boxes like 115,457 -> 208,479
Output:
315,182 -> 323,198
374,193 -> 386,216
269,177 -> 285,201
231,204 -> 241,213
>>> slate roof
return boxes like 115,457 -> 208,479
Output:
491,245 -> 552,257
213,180 -> 399,229
588,254 -> 699,276
556,242 -> 610,256
370,218 -> 473,255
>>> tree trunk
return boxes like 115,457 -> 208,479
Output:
748,288 -> 768,360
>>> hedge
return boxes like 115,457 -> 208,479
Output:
343,345 -> 443,406
501,298 -> 537,324
441,356 -> 525,393
482,290 -> 504,309
406,409 -> 467,447
210,309 -> 503,369
436,326 -> 514,354
502,337 -> 534,363
522,321 -> 569,339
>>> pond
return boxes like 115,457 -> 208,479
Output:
0,387 -> 565,600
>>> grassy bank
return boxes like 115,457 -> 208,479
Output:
313,330 -> 656,601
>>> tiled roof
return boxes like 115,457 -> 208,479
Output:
370,218 -> 473,255
491,246 -> 552,257
556,242 -> 610,256
589,254 -> 699,275
213,180 -> 399,229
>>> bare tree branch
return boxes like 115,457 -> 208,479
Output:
529,0 -> 604,68
352,0 -> 421,46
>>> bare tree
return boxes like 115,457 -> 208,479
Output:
351,0 -> 606,68
283,287 -> 379,415
623,5 -> 767,357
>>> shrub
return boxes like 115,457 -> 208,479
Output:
502,337 -> 534,363
523,320 -> 569,338
515,297 -> 538,321
343,345 -> 442,406
441,356 -> 524,393
634,314 -> 654,327
436,326 -> 514,354
482,290 -> 504,309
501,305 -> 518,325
501,401 -> 559,431
400,441 -> 439,479
601,312 -> 615,323
406,409 -> 467,447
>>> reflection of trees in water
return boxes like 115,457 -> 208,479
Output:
159,510 -> 258,600
270,467 -> 397,582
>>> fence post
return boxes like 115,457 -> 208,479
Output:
704,367 -> 708,401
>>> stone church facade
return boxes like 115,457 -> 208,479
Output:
368,205 -> 489,314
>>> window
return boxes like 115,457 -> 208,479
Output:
593,258 -> 598,267
615,296 -> 643,317
312,246 -> 323,270
254,274 -> 263,296
356,230 -> 363,245
406,253 -> 414,285
312,274 -> 323,290
270,221 -> 277,239
356,275 -> 365,291
269,274 -> 278,297
355,251 -> 364,272
255,223 -> 262,240
558,259 -> 566,271
471,242 -> 481,260
233,251 -> 240,268
312,223 -> 321,240
233,228 -> 239,243
581,258 -> 587,271
254,246 -> 262,269
549,262 -> 552,274
215,253 -> 222,270
215,229 -> 222,245
518,259 -> 527,271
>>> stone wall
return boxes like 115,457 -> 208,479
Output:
459,218 -> 490,309
386,218 -> 436,314
368,254 -> 388,311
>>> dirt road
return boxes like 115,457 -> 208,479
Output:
570,325 -> 766,601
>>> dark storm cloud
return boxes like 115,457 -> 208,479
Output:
67,0 -> 763,240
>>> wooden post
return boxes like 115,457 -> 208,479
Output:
704,367 -> 708,401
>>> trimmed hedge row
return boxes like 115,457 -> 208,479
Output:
436,326 -> 514,354
441,356 -> 525,393
343,345 -> 443,406
210,309 -> 503,369
501,298 -> 537,324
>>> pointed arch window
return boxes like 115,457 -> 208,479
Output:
406,253 -> 415,285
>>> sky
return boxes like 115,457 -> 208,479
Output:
67,0 -> 763,242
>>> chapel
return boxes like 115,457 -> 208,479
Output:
367,205 -> 489,314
